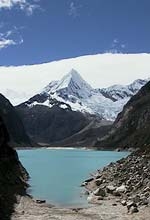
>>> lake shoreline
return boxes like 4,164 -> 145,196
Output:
12,194 -> 150,220
12,149 -> 150,220
16,146 -> 133,152
17,149 -> 129,208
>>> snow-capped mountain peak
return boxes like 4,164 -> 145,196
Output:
58,69 -> 83,89
44,69 -> 93,100
43,80 -> 59,93
128,78 -> 149,93
99,78 -> 149,102
25,70 -> 149,121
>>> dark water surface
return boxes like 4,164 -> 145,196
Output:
18,148 -> 128,207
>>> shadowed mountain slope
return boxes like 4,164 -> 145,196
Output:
0,113 -> 28,219
0,94 -> 31,147
16,102 -> 92,145
95,81 -> 150,150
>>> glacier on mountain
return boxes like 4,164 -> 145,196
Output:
30,69 -> 148,121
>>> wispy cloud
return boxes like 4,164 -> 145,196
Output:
0,1 -> 41,50
0,0 -> 40,15
105,38 -> 126,53
0,38 -> 16,49
68,1 -> 81,18
0,26 -> 23,49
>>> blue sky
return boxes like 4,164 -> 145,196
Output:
0,0 -> 150,65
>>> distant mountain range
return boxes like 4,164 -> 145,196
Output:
1,53 -> 150,107
0,67 -> 149,148
20,69 -> 149,121
15,69 -> 149,146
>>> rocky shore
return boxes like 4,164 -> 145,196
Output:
81,147 -> 150,214
11,147 -> 150,220
12,193 -> 150,220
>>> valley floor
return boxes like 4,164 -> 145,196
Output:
12,195 -> 150,220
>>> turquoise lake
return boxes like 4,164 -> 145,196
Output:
18,149 -> 128,207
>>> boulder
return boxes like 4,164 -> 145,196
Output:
93,188 -> 106,197
130,206 -> 139,214
132,195 -> 140,203
116,185 -> 126,193
121,200 -> 127,206
36,199 -> 46,204
113,190 -> 121,196
95,179 -> 103,186
106,185 -> 116,194
81,182 -> 87,187
87,193 -> 103,204
127,201 -> 137,213
141,197 -> 149,205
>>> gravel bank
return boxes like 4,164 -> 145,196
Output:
11,195 -> 150,220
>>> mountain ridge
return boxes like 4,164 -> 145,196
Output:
95,80 -> 150,150
15,70 -> 149,146
24,69 -> 149,121
1,53 -> 150,107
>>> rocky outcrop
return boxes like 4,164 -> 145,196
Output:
0,114 -> 29,219
83,147 -> 150,213
95,80 -> 150,150
0,94 -> 31,147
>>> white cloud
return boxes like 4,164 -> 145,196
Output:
5,30 -> 14,37
0,37 -> 23,49
24,3 -> 39,15
0,0 -> 25,9
68,1 -> 80,18
0,38 -> 16,49
0,26 -> 23,49
0,53 -> 150,105
0,0 -> 40,15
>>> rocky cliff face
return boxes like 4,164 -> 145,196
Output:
95,81 -> 150,150
0,113 -> 28,219
0,94 -> 31,147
